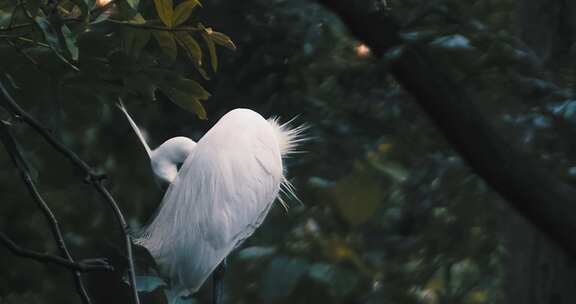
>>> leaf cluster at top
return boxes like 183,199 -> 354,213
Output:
0,0 -> 236,119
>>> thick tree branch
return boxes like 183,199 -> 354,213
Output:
0,232 -> 113,272
317,0 -> 576,256
0,81 -> 141,304
0,120 -> 92,303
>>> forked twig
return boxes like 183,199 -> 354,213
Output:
0,232 -> 113,272
0,80 -> 140,304
0,120 -> 92,303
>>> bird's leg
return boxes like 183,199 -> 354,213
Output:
212,258 -> 227,304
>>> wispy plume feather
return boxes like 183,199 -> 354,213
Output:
267,116 -> 309,210
267,116 -> 308,157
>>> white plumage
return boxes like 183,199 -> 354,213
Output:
119,106 -> 304,296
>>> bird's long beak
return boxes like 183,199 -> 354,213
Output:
116,100 -> 153,158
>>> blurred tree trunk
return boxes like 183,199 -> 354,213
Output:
505,211 -> 576,303
517,0 -> 576,69
505,1 -> 576,303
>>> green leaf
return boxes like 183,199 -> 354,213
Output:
34,16 -> 60,51
261,257 -> 309,302
331,171 -> 383,226
175,32 -> 201,65
4,73 -> 21,89
32,16 -> 80,70
135,275 -> 166,293
160,83 -> 208,119
308,263 -> 360,299
368,159 -> 409,183
237,246 -> 277,260
153,0 -> 174,27
172,0 -> 200,27
0,7 -> 12,28
123,28 -> 151,59
124,75 -> 157,100
115,0 -> 139,20
107,50 -> 135,75
125,0 -> 140,9
202,32 -> 217,72
152,31 -> 177,63
170,78 -> 210,100
60,25 -> 78,61
91,11 -> 109,24
142,67 -> 173,82
69,0 -> 90,19
307,176 -> 336,189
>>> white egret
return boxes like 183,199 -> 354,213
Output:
118,104 -> 305,299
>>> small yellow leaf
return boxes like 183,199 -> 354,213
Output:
378,143 -> 392,153
333,244 -> 352,259
426,277 -> 444,291
196,65 -> 210,80
172,0 -> 200,27
209,31 -> 237,50
131,13 -> 146,24
467,290 -> 488,303
153,0 -> 174,27
192,98 -> 207,119
171,78 -> 211,100
176,33 -> 202,66
202,33 -> 218,72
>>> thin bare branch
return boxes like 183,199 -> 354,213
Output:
0,23 -> 33,32
1,32 -> 51,53
0,120 -> 93,303
4,40 -> 41,73
0,81 -> 140,304
0,232 -> 113,272
0,6 -> 33,39
103,19 -> 200,32
1,16 -> 200,35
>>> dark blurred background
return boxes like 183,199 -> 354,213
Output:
2,0 -> 576,303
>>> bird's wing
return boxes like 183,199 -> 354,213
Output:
138,109 -> 283,293
190,131 -> 282,250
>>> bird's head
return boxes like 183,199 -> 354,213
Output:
150,137 -> 197,186
117,102 -> 196,188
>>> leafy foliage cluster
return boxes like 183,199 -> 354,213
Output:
0,0 -> 235,119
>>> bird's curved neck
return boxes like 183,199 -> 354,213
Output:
151,137 -> 196,184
